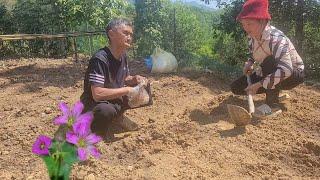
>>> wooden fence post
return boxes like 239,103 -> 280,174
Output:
72,37 -> 78,62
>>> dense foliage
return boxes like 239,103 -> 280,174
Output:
134,0 -> 217,68
0,0 -> 132,57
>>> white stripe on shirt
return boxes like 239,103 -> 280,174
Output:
89,73 -> 105,84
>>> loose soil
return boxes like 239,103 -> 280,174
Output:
0,57 -> 319,179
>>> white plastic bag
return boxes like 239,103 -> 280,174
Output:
128,86 -> 150,108
127,80 -> 152,108
151,47 -> 178,73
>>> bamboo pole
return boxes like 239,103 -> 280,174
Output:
0,31 -> 105,60
0,31 -> 105,41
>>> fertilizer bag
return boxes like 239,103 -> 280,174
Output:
150,48 -> 178,73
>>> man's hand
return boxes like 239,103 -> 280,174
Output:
125,75 -> 147,87
243,61 -> 254,75
127,86 -> 140,98
245,82 -> 262,95
134,75 -> 147,86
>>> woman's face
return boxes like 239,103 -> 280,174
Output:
240,19 -> 263,39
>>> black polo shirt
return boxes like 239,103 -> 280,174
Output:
80,47 -> 129,109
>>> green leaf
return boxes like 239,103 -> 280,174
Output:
61,142 -> 79,165
58,142 -> 79,179
42,156 -> 59,178
49,140 -> 60,153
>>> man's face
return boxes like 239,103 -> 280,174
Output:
109,24 -> 133,49
240,19 -> 261,38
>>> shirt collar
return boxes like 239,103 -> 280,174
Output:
247,23 -> 272,41
261,23 -> 272,41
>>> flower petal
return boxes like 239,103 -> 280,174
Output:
72,101 -> 84,118
77,112 -> 93,125
85,134 -> 102,145
59,102 -> 70,115
73,120 -> 90,137
88,146 -> 101,159
32,141 -> 43,155
53,115 -> 68,125
66,131 -> 79,145
32,135 -> 52,155
77,147 -> 87,161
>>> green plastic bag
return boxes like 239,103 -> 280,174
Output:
151,47 -> 178,73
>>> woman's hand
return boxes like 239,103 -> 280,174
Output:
245,82 -> 262,95
243,61 -> 254,75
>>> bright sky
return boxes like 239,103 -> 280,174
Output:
172,0 -> 218,9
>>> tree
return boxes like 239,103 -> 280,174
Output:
5,0 -> 133,57
216,0 -> 320,78
133,0 -> 216,67
134,0 -> 172,57
0,3 -> 14,34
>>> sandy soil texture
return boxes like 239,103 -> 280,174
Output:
0,57 -> 319,179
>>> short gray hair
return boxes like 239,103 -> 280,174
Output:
105,18 -> 132,40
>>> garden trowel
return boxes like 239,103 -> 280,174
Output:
227,75 -> 255,126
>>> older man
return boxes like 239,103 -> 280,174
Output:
80,18 -> 146,132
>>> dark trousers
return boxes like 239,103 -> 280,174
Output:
230,56 -> 304,105
84,98 -> 130,132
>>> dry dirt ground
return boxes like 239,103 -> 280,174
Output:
0,57 -> 319,180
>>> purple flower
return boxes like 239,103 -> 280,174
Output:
66,113 -> 102,161
54,101 -> 84,127
32,135 -> 52,155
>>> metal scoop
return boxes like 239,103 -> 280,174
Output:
227,75 -> 255,126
